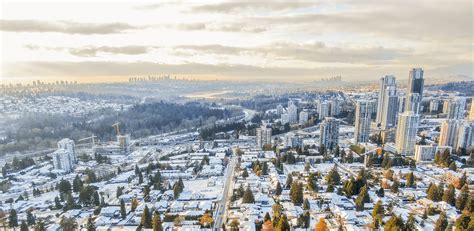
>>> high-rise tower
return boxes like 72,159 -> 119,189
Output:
354,100 -> 373,144
376,75 -> 396,124
395,111 -> 420,156
405,68 -> 424,113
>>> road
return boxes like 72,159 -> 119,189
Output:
214,156 -> 237,230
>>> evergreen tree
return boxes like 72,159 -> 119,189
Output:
373,214 -> 381,229
391,180 -> 399,193
86,216 -> 96,231
242,186 -> 255,203
242,169 -> 249,178
141,206 -> 152,229
340,149 -> 346,161
120,199 -> 127,219
465,195 -> 474,213
360,185 -> 370,202
135,165 -> 140,175
306,173 -> 318,192
138,171 -> 143,184
449,162 -> 457,171
131,198 -> 139,211
58,179 -> 72,195
406,213 -> 416,231
334,145 -> 340,157
173,179 -> 184,199
326,165 -> 341,185
116,186 -> 123,198
302,198 -> 310,210
73,175 -> 83,193
355,195 -> 365,211
427,183 -> 441,201
326,184 -> 335,192
153,171 -> 162,190
382,154 -> 392,169
442,184 -> 456,206
93,191 -> 100,206
434,211 -> 448,231
355,168 -> 367,192
276,214 -> 290,231
262,162 -> 268,175
455,184 -> 469,211
406,172 -> 415,188
343,178 -> 356,196
355,185 -> 369,211
272,204 -> 283,228
264,212 -> 271,222
384,214 -> 404,231
20,221 -> 28,231
79,186 -> 96,206
27,210 -> 36,225
458,172 -> 467,189
290,181 -> 303,205
144,185 -> 151,201
237,184 -> 245,198
376,187 -> 385,197
65,192 -> 75,210
230,219 -> 240,231
297,211 -> 310,228
275,182 -> 282,196
59,217 -> 78,231
285,174 -> 292,189
346,152 -> 353,163
152,211 -> 163,231
372,200 -> 384,219
34,220 -> 46,231
8,209 -> 18,228
455,213 -> 473,230
55,196 -> 63,209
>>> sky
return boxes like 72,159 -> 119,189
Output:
0,0 -> 472,84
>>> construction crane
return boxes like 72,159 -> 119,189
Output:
112,122 -> 121,136
78,135 -> 97,145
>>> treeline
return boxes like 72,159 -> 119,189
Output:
2,157 -> 35,176
437,81 -> 474,96
199,122 -> 249,140
1,102 -> 228,155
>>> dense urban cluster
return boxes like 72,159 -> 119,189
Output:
0,95 -> 126,118
0,68 -> 473,231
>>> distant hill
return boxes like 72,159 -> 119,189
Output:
429,81 -> 474,96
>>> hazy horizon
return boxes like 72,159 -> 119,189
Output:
1,0 -> 473,84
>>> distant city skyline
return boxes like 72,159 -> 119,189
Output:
1,0 -> 472,83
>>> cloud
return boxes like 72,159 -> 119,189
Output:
24,45 -> 154,57
175,23 -> 207,30
68,46 -> 153,57
175,45 -> 243,55
209,23 -> 267,33
0,19 -> 139,34
250,1 -> 472,42
175,42 -> 412,64
132,3 -> 166,10
174,22 -> 266,33
191,2 -> 315,13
